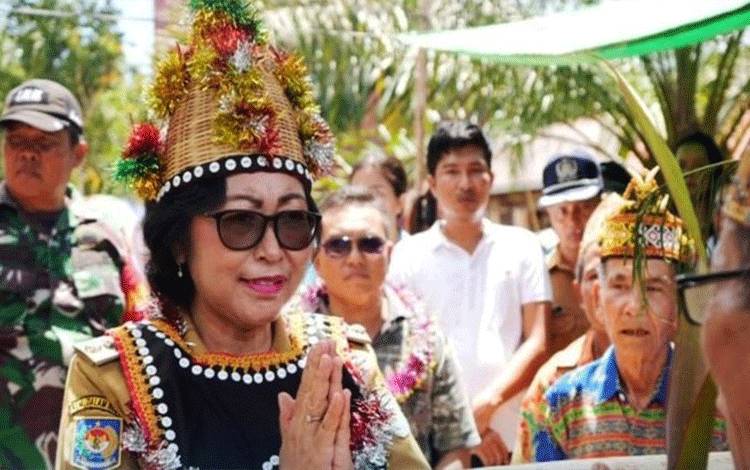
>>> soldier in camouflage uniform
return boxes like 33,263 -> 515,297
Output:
0,79 -> 146,469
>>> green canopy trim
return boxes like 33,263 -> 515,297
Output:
398,0 -> 750,65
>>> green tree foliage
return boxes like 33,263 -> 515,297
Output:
265,0 -> 749,169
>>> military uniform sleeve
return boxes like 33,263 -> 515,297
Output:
429,336 -> 481,455
56,339 -> 139,469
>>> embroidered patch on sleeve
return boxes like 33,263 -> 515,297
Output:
69,396 -> 117,416
71,417 -> 122,470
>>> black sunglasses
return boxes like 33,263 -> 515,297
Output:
321,235 -> 386,258
676,268 -> 750,325
205,210 -> 320,251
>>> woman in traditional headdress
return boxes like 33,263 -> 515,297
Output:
55,1 -> 428,468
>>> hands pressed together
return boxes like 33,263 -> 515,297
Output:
278,340 -> 354,470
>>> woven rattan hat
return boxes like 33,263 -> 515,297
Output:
599,167 -> 694,264
114,0 -> 334,202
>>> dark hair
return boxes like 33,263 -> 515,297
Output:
143,177 -> 226,310
600,161 -> 631,195
350,153 -> 409,197
675,131 -> 724,166
319,185 -> 397,240
426,121 -> 492,175
409,191 -> 437,234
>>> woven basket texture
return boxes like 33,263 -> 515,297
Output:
163,54 -> 305,181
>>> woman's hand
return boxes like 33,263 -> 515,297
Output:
278,340 -> 353,470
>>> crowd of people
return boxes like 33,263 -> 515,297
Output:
1,1 -> 748,469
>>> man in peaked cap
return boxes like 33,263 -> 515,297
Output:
0,79 -> 145,468
538,152 -> 603,355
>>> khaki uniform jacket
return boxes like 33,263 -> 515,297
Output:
546,246 -> 590,354
56,312 -> 429,469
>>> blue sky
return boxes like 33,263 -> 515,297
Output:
113,0 -> 155,75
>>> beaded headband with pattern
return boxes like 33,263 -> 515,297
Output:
599,167 -> 695,264
114,0 -> 334,202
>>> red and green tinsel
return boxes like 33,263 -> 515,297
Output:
114,123 -> 163,201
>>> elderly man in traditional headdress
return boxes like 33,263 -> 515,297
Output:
531,169 -> 728,461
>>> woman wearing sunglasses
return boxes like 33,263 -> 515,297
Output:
300,186 -> 480,468
55,2 -> 428,469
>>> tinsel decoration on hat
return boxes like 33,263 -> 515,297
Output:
113,0 -> 335,202
599,167 -> 696,267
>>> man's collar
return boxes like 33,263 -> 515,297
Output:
592,344 -> 673,405
546,244 -> 575,273
0,182 -> 82,215
431,218 -> 494,251
379,283 -> 413,334
0,182 -> 18,210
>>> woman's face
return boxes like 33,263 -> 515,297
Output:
187,172 -> 313,330
351,166 -> 402,219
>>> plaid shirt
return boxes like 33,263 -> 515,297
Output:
373,285 -> 480,464
532,345 -> 727,461
299,282 -> 480,464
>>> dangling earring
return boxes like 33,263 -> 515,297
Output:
177,263 -> 184,278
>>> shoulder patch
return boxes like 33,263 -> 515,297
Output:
74,335 -> 119,366
71,417 -> 122,470
345,323 -> 372,345
69,396 -> 117,416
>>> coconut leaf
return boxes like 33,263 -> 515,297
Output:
601,61 -> 713,470
602,61 -> 707,265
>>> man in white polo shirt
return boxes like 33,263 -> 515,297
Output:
389,121 -> 551,466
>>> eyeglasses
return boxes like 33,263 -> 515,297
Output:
676,268 -> 750,325
204,210 -> 320,251
5,135 -> 66,154
321,235 -> 386,258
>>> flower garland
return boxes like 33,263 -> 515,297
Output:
113,0 -> 335,201
300,282 -> 438,403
